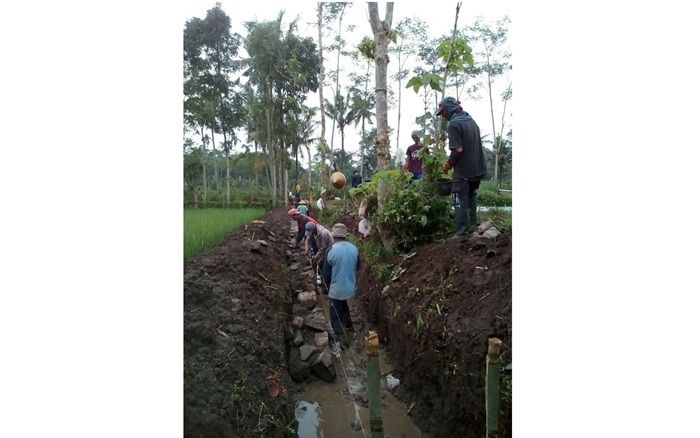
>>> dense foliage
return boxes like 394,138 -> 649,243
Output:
351,169 -> 452,249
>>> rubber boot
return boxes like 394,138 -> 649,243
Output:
468,191 -> 478,233
451,208 -> 469,238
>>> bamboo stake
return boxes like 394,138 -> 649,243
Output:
365,330 -> 384,438
486,338 -> 502,438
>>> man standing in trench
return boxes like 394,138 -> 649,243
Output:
436,96 -> 487,237
322,223 -> 360,339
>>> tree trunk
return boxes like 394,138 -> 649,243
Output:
304,143 -> 313,203
340,128 -> 345,170
396,47 -> 402,165
284,167 -> 289,207
316,3 -> 328,178
360,116 -> 366,178
487,66 -> 498,184
211,127 -> 219,193
369,2 -> 394,252
437,3 -> 462,144
223,130 -> 231,207
329,5 -> 347,169
360,60 -> 370,179
266,86 -> 277,205
200,125 -> 208,205
368,2 -> 393,172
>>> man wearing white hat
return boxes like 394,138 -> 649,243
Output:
321,223 -> 360,336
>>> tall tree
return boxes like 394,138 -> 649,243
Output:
467,16 -> 511,185
322,3 -> 350,167
348,84 -> 375,179
183,3 -> 240,205
354,36 -> 377,178
244,13 -> 319,205
368,2 -> 394,251
324,92 -> 356,171
315,3 -> 329,179
391,17 -> 427,160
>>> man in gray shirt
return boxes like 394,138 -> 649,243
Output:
436,96 -> 487,237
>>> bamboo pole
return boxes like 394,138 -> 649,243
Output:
365,330 -> 384,438
486,338 -> 502,438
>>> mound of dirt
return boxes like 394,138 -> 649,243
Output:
184,209 -> 295,437
356,232 -> 512,437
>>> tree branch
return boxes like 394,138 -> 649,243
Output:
385,3 -> 394,29
368,3 -> 380,33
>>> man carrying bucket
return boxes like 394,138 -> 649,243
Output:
436,96 -> 487,237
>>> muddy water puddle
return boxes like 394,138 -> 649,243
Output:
294,346 -> 421,437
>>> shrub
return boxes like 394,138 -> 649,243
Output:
350,169 -> 452,249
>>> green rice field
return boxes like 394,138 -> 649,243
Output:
184,208 -> 265,259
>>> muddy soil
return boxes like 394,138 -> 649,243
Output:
354,220 -> 513,437
184,209 -> 295,437
184,207 -> 511,437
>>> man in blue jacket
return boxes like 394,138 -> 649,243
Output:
322,223 -> 360,336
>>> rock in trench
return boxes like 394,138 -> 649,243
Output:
297,291 -> 317,309
482,227 -> 501,239
310,350 -> 336,383
299,344 -> 318,361
292,330 -> 304,347
477,221 -> 494,234
288,347 -> 310,382
314,331 -> 329,348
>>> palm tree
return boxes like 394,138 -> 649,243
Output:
324,91 -> 357,170
348,88 -> 375,178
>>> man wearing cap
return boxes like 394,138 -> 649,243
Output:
322,223 -> 360,336
405,130 -> 426,180
304,222 -> 334,272
296,199 -> 309,215
435,96 -> 487,236
288,208 -> 318,249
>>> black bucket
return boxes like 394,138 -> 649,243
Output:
436,178 -> 452,196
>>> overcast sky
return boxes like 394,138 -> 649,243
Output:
183,0 -> 512,165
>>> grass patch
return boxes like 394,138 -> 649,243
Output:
184,208 -> 265,259
478,181 -> 512,207
478,208 -> 512,231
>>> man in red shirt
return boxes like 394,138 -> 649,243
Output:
288,208 -> 318,249
405,130 -> 425,180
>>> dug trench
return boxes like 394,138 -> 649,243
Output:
184,208 -> 512,437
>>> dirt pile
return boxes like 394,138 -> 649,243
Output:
183,209 -> 294,437
356,231 -> 512,437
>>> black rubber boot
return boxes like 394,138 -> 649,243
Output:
451,208 -> 469,238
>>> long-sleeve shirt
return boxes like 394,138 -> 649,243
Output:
307,224 -> 334,258
322,240 -> 360,300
